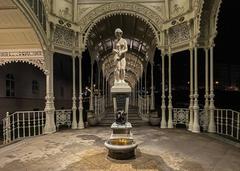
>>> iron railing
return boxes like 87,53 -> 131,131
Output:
2,109 -> 72,144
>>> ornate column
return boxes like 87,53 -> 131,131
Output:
71,52 -> 77,129
192,47 -> 200,133
204,48 -> 209,131
78,54 -> 84,129
98,63 -> 100,95
144,69 -> 147,114
89,61 -> 94,111
188,48 -> 194,131
208,46 -> 216,133
150,62 -> 155,110
140,75 -> 143,97
168,47 -> 173,128
161,52 -> 167,128
44,50 -> 56,134
102,75 -> 105,109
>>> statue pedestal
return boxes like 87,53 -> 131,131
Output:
111,82 -> 131,121
104,81 -> 137,160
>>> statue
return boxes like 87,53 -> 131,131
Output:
113,28 -> 128,84
116,110 -> 126,125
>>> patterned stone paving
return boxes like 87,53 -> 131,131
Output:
0,127 -> 239,171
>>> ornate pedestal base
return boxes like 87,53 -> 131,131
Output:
104,122 -> 138,160
104,81 -> 137,160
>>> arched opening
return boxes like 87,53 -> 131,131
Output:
0,62 -> 46,117
82,13 -> 159,125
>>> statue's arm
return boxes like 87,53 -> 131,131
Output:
121,40 -> 128,54
112,40 -> 119,54
118,40 -> 128,59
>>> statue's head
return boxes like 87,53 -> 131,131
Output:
115,28 -> 123,39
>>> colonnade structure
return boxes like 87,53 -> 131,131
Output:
2,0 -> 235,145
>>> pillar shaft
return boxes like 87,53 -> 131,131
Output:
161,53 -> 167,128
192,47 -> 200,133
78,55 -> 84,129
44,51 -> 56,134
188,48 -> 194,131
89,62 -> 94,111
204,48 -> 209,131
150,63 -> 155,110
72,55 -> 77,129
208,46 -> 216,133
168,48 -> 173,128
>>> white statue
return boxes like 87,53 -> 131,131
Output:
113,28 -> 128,84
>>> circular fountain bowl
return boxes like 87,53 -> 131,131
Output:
104,138 -> 138,160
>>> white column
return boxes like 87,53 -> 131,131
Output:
78,55 -> 84,129
192,47 -> 200,133
71,55 -> 77,129
150,62 -> 155,110
145,70 -> 147,97
204,48 -> 209,131
106,79 -> 108,107
140,76 -> 142,99
98,63 -> 100,95
208,46 -> 216,133
44,51 -> 56,134
144,70 -> 147,114
102,75 -> 105,109
168,48 -> 173,128
89,62 -> 94,111
161,53 -> 167,128
188,48 -> 194,131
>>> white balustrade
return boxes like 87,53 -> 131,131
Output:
138,95 -> 150,121
92,95 -> 105,121
2,111 -> 45,144
172,108 -> 240,141
2,109 -> 73,144
215,109 -> 240,141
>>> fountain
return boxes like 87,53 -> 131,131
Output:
104,82 -> 138,160
104,28 -> 137,160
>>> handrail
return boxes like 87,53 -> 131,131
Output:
138,94 -> 150,121
2,109 -> 72,144
2,110 -> 45,144
173,108 -> 240,141
93,95 -> 105,121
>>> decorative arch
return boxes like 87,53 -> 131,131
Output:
0,49 -> 46,73
13,0 -> 48,50
79,2 -> 164,49
197,0 -> 222,46
0,60 -> 46,73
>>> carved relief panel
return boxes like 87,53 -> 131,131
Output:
53,25 -> 74,49
170,0 -> 190,18
52,0 -> 73,21
169,22 -> 190,44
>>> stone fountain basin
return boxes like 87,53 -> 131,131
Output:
104,139 -> 138,160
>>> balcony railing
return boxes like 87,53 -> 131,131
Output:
173,108 -> 240,141
2,109 -> 72,144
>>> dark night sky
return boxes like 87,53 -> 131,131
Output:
215,0 -> 239,64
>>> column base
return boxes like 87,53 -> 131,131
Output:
192,125 -> 200,133
71,122 -> 78,129
188,124 -> 193,131
44,109 -> 56,134
208,125 -> 216,133
44,125 -> 56,134
160,122 -> 167,128
168,123 -> 173,128
78,122 -> 84,129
